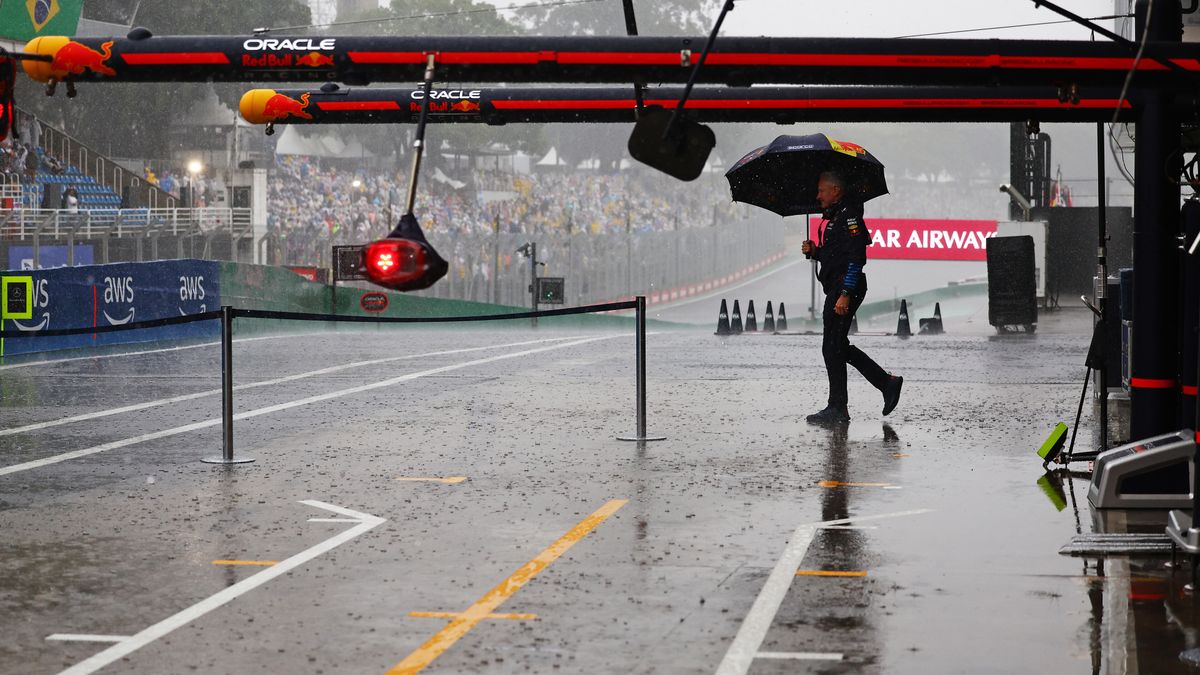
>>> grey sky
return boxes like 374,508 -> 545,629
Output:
721,1 -> 1120,40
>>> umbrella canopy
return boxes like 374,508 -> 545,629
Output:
725,133 -> 888,217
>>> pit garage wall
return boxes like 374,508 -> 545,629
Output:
0,259 -> 648,357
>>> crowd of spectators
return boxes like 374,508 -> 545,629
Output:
264,155 -> 751,265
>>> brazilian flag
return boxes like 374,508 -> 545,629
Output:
0,0 -> 84,42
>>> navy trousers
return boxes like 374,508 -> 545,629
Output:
822,288 -> 890,409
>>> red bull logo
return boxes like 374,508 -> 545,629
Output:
296,52 -> 335,68
260,92 -> 312,121
407,99 -> 482,114
49,39 -> 117,78
829,139 -> 867,156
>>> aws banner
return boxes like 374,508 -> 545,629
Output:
0,259 -> 219,356
808,218 -> 997,261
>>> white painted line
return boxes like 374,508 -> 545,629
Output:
307,518 -> 363,523
0,331 -> 324,372
0,335 -> 588,438
0,335 -> 617,477
822,525 -> 879,530
57,500 -> 385,675
756,652 -> 844,661
715,509 -> 932,675
46,635 -> 130,643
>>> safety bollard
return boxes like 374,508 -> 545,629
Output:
203,306 -> 254,465
618,296 -> 666,443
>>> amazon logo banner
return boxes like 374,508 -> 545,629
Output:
0,259 -> 220,357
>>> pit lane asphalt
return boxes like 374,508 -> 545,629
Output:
0,314 -> 1187,674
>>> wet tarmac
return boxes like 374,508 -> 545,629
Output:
1,305 -> 1196,674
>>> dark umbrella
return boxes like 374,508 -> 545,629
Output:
724,133 -> 888,217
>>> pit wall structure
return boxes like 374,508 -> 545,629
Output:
0,259 -> 653,358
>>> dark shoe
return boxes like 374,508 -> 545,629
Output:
806,406 -> 850,426
882,376 -> 903,416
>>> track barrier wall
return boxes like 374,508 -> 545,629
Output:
0,260 -> 221,357
0,259 -> 674,357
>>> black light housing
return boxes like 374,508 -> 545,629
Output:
361,213 -> 447,291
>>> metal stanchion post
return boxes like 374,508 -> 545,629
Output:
203,306 -> 254,465
618,296 -> 666,443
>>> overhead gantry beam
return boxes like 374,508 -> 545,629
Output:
20,33 -> 1200,90
239,84 -> 1140,125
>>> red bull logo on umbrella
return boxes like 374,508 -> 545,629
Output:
829,138 -> 867,157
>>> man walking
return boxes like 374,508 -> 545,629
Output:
801,171 -> 903,425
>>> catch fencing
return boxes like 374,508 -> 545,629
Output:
289,212 -> 786,307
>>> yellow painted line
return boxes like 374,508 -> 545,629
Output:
893,453 -> 911,458
386,499 -> 627,675
818,480 -> 893,488
409,611 -> 538,621
395,476 -> 468,485
211,560 -> 278,566
795,570 -> 868,578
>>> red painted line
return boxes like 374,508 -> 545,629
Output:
1130,377 -> 1176,389
491,98 -> 1130,111
338,50 -> 1188,73
347,51 -> 544,65
347,51 -> 426,64
317,101 -> 402,111
122,53 -> 230,65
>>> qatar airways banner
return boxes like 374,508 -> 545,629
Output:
808,218 -> 998,261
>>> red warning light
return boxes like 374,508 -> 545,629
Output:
364,238 -> 422,278
361,213 -> 449,292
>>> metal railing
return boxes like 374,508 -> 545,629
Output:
18,106 -> 178,210
1,207 -> 254,265
0,174 -> 20,209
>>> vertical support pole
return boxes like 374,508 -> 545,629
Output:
1130,0 -> 1183,440
530,241 -> 539,329
492,213 -> 500,306
203,306 -> 254,465
618,296 -> 666,443
1097,122 -> 1109,452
